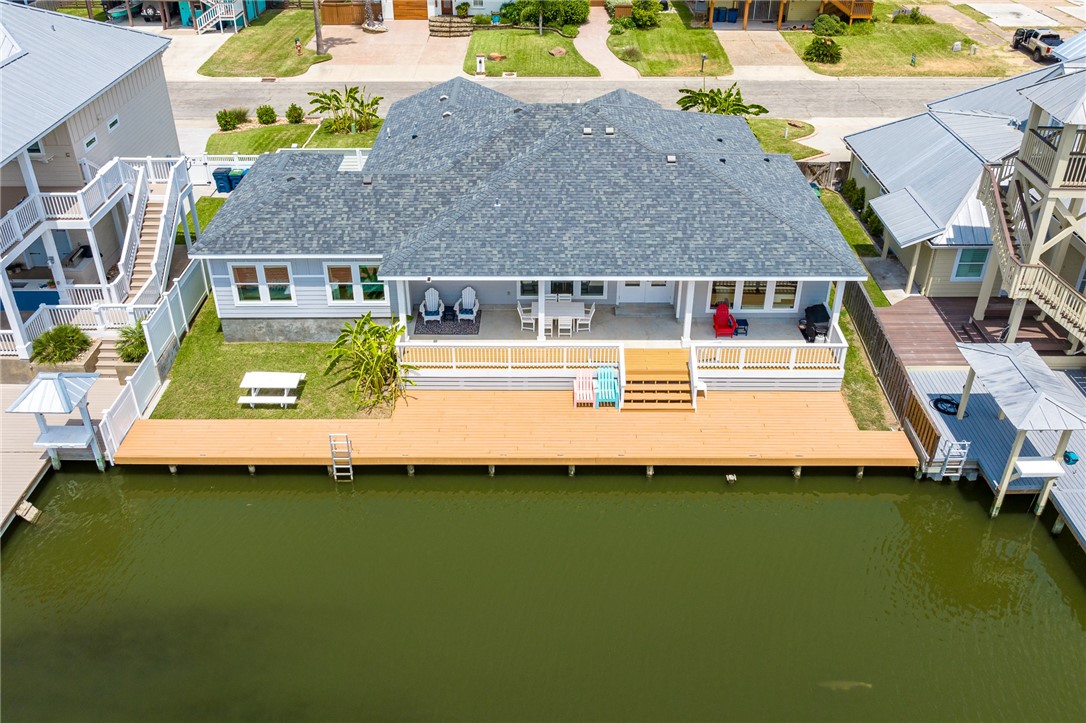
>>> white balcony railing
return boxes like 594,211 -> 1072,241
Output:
399,341 -> 623,370
691,333 -> 848,373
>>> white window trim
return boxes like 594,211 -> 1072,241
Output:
228,262 -> 296,305
1077,258 -> 1086,294
107,115 -> 120,134
576,280 -> 606,299
81,133 -> 97,151
323,262 -> 388,305
950,248 -> 989,282
704,280 -> 802,313
27,141 -> 44,158
516,280 -> 540,300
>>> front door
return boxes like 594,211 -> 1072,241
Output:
441,0 -> 453,15
618,280 -> 675,304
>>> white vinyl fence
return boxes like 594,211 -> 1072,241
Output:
99,261 -> 209,462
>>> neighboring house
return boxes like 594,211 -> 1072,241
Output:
706,0 -> 848,30
0,5 -> 197,360
191,78 -> 867,399
177,1 -> 266,34
844,60 -> 1086,356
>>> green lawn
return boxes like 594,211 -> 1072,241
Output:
607,4 -> 732,76
176,197 -> 226,245
151,300 -> 375,419
782,3 -> 1010,77
821,191 -> 891,307
205,119 -> 383,155
464,30 -> 600,77
198,10 -> 332,78
747,118 -> 819,160
839,307 -> 896,431
55,5 -> 108,21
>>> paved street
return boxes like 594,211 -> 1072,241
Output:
168,76 -> 990,120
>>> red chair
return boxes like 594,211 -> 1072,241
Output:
714,302 -> 737,338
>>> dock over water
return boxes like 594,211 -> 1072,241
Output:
116,390 -> 916,471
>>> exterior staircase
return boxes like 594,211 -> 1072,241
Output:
429,16 -> 472,37
622,348 -> 693,411
95,338 -> 123,379
817,0 -> 874,23
124,190 -> 166,303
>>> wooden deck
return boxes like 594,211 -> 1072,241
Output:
116,390 -> 917,469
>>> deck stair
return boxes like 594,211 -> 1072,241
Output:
622,348 -> 693,411
429,16 -> 472,37
329,433 -> 354,480
124,186 -> 167,303
817,0 -> 874,23
95,339 -> 123,379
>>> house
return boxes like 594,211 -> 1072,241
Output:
178,1 -> 266,34
190,78 -> 867,402
0,5 -> 198,361
844,60 -> 1086,358
707,0 -> 844,30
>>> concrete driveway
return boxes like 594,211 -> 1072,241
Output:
305,21 -> 469,81
715,29 -> 824,80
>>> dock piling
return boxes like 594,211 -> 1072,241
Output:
725,473 -> 737,484
47,449 -> 61,471
568,465 -> 575,477
247,465 -> 256,476
792,466 -> 802,480
488,465 -> 495,477
168,464 -> 177,475
646,465 -> 654,478
856,466 -> 864,479
1052,514 -> 1065,535
407,464 -> 415,477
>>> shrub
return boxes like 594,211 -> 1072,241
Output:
630,0 -> 660,29
31,324 -> 90,365
116,321 -> 148,363
227,107 -> 249,125
499,0 -> 589,27
456,1 -> 469,17
285,103 -> 305,124
848,19 -> 876,35
850,186 -> 866,212
812,13 -> 845,36
563,0 -> 589,24
604,0 -> 617,18
216,109 -> 238,131
841,177 -> 858,204
862,204 -> 884,237
611,15 -> 635,32
803,37 -> 842,64
325,313 -> 413,409
256,104 -> 277,125
473,13 -> 491,24
893,7 -> 935,24
617,46 -> 644,62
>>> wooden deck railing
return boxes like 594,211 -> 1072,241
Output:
820,0 -> 873,19
842,282 -> 942,465
1017,127 -> 1086,188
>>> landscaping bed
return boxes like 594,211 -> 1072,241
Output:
206,119 -> 383,155
198,10 -> 332,78
782,3 -> 1010,77
607,4 -> 731,76
747,118 -> 819,160
463,29 -> 600,76
821,191 -> 890,307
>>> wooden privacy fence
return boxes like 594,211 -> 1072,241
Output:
842,281 -> 942,464
320,1 -> 382,23
797,160 -> 849,189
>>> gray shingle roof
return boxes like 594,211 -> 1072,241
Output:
193,80 -> 865,281
0,4 -> 170,165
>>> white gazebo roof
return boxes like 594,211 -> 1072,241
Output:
955,343 -> 1086,431
5,372 -> 99,415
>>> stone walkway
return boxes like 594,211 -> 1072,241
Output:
573,7 -> 640,80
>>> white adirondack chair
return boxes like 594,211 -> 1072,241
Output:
455,286 -> 479,322
420,287 -> 444,324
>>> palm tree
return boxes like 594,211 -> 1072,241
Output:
313,0 -> 326,55
676,84 -> 768,117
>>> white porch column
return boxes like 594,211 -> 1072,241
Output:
17,150 -> 40,197
681,279 -> 695,343
39,231 -> 69,302
189,192 -> 202,239
830,280 -> 845,332
536,281 -> 546,342
85,226 -> 109,289
904,246 -> 921,296
0,271 -> 30,359
179,207 -> 193,250
398,280 -> 410,340
991,428 -> 1027,518
972,248 -> 1000,321
675,280 -> 683,320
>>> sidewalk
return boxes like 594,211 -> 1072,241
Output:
573,7 -> 639,81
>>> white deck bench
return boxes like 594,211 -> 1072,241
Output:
237,394 -> 297,408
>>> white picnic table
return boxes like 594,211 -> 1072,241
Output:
530,301 -> 585,320
238,371 -> 306,408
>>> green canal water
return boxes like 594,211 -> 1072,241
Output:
3,465 -> 1085,722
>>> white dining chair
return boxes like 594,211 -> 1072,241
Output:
544,293 -> 558,302
577,303 -> 595,333
557,316 -> 573,337
517,303 -> 535,332
557,293 -> 572,302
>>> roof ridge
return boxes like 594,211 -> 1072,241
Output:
927,112 -> 992,166
9,3 -> 170,39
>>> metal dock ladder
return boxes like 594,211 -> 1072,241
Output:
938,440 -> 971,481
328,433 -> 354,481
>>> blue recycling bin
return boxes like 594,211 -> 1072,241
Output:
228,168 -> 248,190
212,167 -> 232,193
728,8 -> 739,23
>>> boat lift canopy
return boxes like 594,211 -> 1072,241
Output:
5,372 -> 105,471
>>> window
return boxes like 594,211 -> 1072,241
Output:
325,264 -> 386,304
27,141 -> 43,157
232,266 -> 261,302
81,133 -> 97,151
519,280 -> 538,298
550,280 -> 574,296
771,281 -> 798,310
953,249 -> 988,280
578,280 -> 605,298
231,263 -> 294,304
107,115 -> 120,133
740,281 -> 768,310
473,0 -> 484,5
709,280 -> 735,309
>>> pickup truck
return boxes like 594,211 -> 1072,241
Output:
1012,28 -> 1063,62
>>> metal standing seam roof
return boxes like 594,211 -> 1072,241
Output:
1018,69 -> 1086,125
193,78 -> 866,281
1052,29 -> 1086,62
0,4 -> 170,166
5,372 -> 99,414
955,343 -> 1086,431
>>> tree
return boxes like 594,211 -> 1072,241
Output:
324,314 -> 414,410
84,0 -> 94,19
124,0 -> 133,27
313,0 -> 325,55
676,84 -> 768,117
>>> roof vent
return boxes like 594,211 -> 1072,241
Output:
716,138 -> 723,142
494,198 -> 501,208
439,94 -> 449,102
514,107 -> 523,113
411,134 -> 418,140
362,175 -> 373,186
666,154 -> 677,165
764,157 -> 770,162
605,127 -> 615,136
442,111 -> 452,119
583,127 -> 593,136
719,158 -> 726,164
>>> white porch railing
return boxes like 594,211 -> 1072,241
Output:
0,195 -> 46,255
114,165 -> 149,301
0,330 -> 16,356
398,341 -> 623,369
24,304 -> 51,342
130,158 -> 188,307
691,330 -> 848,373
44,303 -> 153,331
63,284 -> 107,306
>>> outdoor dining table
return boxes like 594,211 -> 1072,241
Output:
530,301 -> 585,322
238,371 -> 306,408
